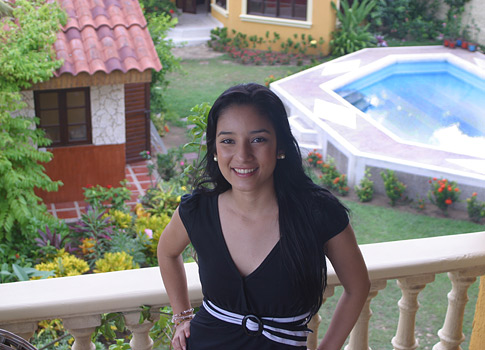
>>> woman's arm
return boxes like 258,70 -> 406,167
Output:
318,224 -> 370,350
157,207 -> 192,350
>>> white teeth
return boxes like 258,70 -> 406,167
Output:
234,168 -> 256,174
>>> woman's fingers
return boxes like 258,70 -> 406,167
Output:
172,321 -> 190,350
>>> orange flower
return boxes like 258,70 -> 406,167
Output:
454,188 -> 459,192
438,188 -> 443,193
164,125 -> 170,133
308,158 -> 313,162
317,160 -> 323,164
333,177 -> 340,184
445,198 -> 452,205
448,186 -> 452,192
433,177 -> 437,181
472,192 -> 477,196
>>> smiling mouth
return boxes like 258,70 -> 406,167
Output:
233,167 -> 257,175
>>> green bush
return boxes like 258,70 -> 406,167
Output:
355,170 -> 374,202
330,0 -> 377,57
380,169 -> 406,206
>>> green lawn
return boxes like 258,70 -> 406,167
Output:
163,51 -> 484,349
163,55 -> 304,123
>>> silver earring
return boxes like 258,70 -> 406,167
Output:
213,155 -> 218,162
277,154 -> 285,160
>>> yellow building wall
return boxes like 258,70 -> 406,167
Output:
470,276 -> 485,349
210,0 -> 337,55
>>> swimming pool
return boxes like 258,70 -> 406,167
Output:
271,47 -> 485,207
335,61 -> 485,158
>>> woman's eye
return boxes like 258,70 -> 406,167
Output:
220,139 -> 234,144
252,137 -> 266,143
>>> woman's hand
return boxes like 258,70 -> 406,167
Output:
172,320 -> 191,350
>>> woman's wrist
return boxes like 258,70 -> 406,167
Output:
172,308 -> 195,326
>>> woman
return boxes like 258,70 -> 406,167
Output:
158,83 -> 370,350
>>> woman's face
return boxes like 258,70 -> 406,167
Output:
215,104 -> 279,194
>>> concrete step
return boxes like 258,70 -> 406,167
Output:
167,13 -> 223,47
289,115 -> 319,145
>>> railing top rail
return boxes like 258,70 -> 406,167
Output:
1,231 -> 484,325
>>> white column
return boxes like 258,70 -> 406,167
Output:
392,274 -> 435,350
63,315 -> 101,350
433,267 -> 485,350
345,279 -> 387,350
307,285 -> 336,350
0,322 -> 37,341
124,312 -> 154,350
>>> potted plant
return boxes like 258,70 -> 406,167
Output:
468,20 -> 481,52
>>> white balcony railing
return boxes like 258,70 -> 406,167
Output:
1,231 -> 484,350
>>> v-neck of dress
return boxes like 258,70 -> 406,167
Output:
215,194 -> 281,280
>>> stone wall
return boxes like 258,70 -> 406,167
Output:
437,0 -> 485,45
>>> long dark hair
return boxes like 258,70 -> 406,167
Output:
195,83 -> 347,316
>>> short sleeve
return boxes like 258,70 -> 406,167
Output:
311,194 -> 350,246
178,192 -> 201,239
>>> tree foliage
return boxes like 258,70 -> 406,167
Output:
0,0 -> 66,241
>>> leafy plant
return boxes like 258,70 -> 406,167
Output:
355,170 -> 374,202
0,263 -> 54,283
83,181 -> 131,212
380,169 -> 406,206
145,12 -> 181,114
466,192 -> 485,223
156,147 -> 185,181
0,0 -> 66,242
108,231 -> 148,266
34,250 -> 90,278
428,178 -> 461,215
35,224 -> 74,257
330,0 -> 377,56
93,252 -> 139,273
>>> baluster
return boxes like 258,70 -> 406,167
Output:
433,267 -> 485,350
307,285 -> 336,350
345,279 -> 387,350
392,274 -> 435,350
124,311 -> 155,350
0,322 -> 37,341
63,315 -> 101,350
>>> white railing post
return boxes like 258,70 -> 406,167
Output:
307,285 -> 336,350
63,315 -> 101,350
345,279 -> 387,350
124,311 -> 155,350
0,322 -> 37,341
392,274 -> 435,350
433,267 -> 485,350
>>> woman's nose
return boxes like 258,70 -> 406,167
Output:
236,142 -> 253,161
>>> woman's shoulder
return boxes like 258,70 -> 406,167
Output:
308,189 -> 349,238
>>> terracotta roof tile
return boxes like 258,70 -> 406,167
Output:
54,0 -> 161,77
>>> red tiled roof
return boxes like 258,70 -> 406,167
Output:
55,0 -> 162,77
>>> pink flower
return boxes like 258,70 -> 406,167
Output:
180,161 -> 185,166
145,229 -> 153,239
146,151 -> 150,155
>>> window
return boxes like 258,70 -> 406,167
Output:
247,0 -> 307,20
216,0 -> 226,9
34,88 -> 92,147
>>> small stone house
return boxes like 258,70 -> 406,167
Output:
21,0 -> 161,203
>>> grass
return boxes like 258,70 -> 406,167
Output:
162,49 -> 484,349
163,54 -> 304,124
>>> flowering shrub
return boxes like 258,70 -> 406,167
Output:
315,156 -> 349,196
306,149 -> 324,167
427,178 -> 460,215
381,170 -> 406,206
414,196 -> 426,212
466,193 -> 485,223
355,170 -> 374,202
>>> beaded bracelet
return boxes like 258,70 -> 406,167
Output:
172,308 -> 195,326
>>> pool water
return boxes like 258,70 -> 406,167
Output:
335,61 -> 485,157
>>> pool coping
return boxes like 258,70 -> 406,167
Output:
271,46 -> 485,189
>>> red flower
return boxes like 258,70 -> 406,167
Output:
472,192 -> 477,196
308,158 -> 313,162
15,254 -> 20,259
333,177 -> 340,184
169,9 -> 174,14
448,186 -> 452,192
87,184 -> 93,188
438,188 -> 443,193
433,177 -> 437,181
107,185 -> 113,189
164,125 -> 170,133
317,160 -> 323,164
445,198 -> 452,205
454,188 -> 459,192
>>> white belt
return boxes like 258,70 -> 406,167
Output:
202,299 -> 312,347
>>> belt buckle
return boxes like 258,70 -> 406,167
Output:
242,314 -> 263,337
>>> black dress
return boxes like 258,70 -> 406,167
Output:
178,191 -> 349,349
